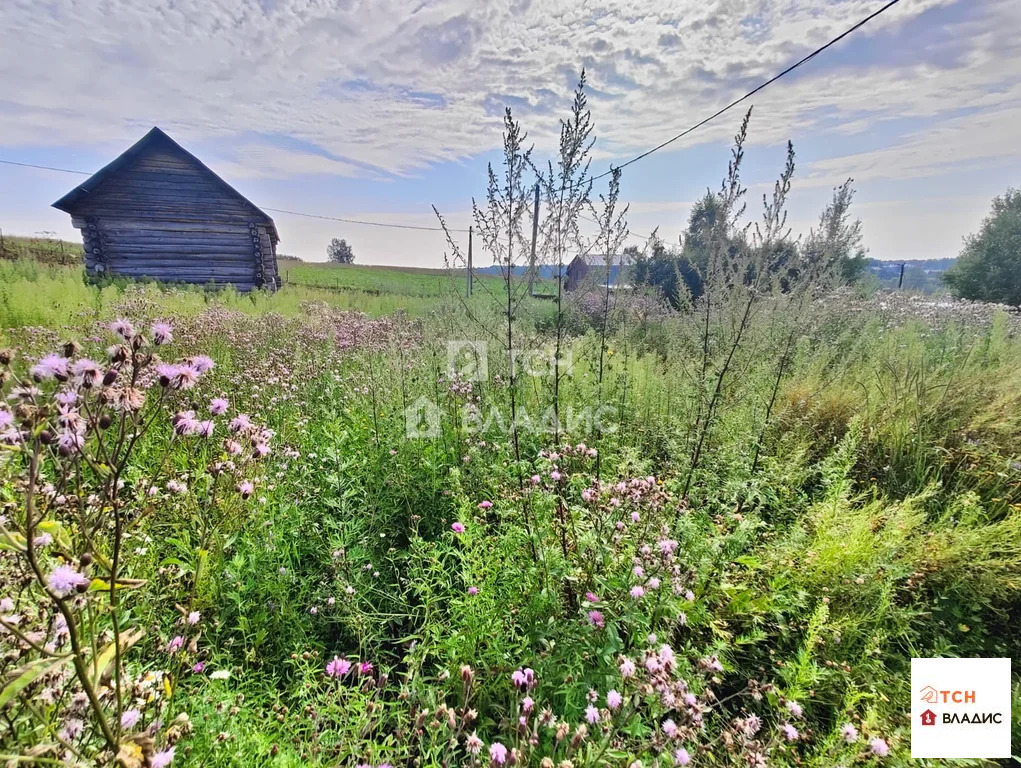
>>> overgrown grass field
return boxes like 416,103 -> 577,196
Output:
1,98 -> 1019,766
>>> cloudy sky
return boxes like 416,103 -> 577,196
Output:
1,0 -> 1019,266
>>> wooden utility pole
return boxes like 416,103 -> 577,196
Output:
467,226 -> 473,297
528,183 -> 540,295
898,262 -> 906,290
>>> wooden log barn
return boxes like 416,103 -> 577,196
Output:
53,127 -> 280,291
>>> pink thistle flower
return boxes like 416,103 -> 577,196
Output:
359,661 -> 374,675
522,696 -> 534,713
152,747 -> 175,768
110,319 -> 135,340
192,662 -> 205,673
647,577 -> 661,589
325,657 -> 352,677
187,611 -> 200,625
841,723 -> 858,742
254,442 -> 270,458
209,397 -> 229,415
173,411 -> 200,436
585,591 -> 599,603
629,585 -> 645,599
467,586 -> 479,595
587,609 -> 604,628
674,748 -> 691,765
585,705 -> 600,724
489,742 -> 507,765
782,722 -> 799,741
55,390 -> 77,406
189,355 -> 215,374
530,474 -> 540,485
451,522 -> 465,533
786,700 -> 803,718
630,511 -> 640,522
551,470 -> 561,481
662,718 -> 678,738
478,500 -> 492,509
47,565 -> 89,597
870,738 -> 889,757
229,414 -> 252,433
151,321 -> 173,345
606,690 -> 622,710
619,657 -> 636,678
237,480 -> 254,499
71,358 -> 102,386
31,354 -> 68,381
120,709 -> 141,729
167,636 -> 184,654
466,731 -> 483,755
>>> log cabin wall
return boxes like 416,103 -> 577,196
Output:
54,128 -> 279,292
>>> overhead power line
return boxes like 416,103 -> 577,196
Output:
261,206 -> 467,232
587,0 -> 904,183
0,159 -> 90,175
3,0 -> 902,238
0,158 -> 468,233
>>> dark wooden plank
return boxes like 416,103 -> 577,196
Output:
97,219 -> 253,233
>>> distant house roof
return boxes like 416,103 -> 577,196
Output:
568,253 -> 626,268
52,126 -> 278,241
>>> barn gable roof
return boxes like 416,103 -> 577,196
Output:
52,126 -> 278,241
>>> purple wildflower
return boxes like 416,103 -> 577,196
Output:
870,738 -> 889,757
47,565 -> 89,597
189,355 -> 215,374
151,321 -> 173,345
674,748 -> 691,766
31,354 -> 68,381
606,690 -> 622,709
588,609 -> 604,628
585,705 -> 600,724
120,709 -> 141,729
325,656 -> 352,678
451,522 -> 465,533
110,319 -> 134,340
167,636 -> 184,654
209,397 -> 229,415
152,747 -> 175,768
782,722 -> 799,741
841,723 -> 858,742
489,742 -> 507,765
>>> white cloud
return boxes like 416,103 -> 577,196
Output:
2,0 -> 1019,266
2,0 -> 1018,178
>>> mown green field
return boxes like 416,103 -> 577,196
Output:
0,237 -> 1019,767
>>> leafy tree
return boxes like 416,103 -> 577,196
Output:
943,188 -> 1021,307
327,237 -> 355,264
802,179 -> 868,284
628,240 -> 701,310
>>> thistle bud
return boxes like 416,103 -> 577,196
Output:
62,341 -> 79,358
0,349 -> 11,366
80,552 -> 93,566
98,414 -> 112,430
103,369 -> 118,386
39,429 -> 54,445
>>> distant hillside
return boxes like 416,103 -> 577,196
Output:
0,234 -> 82,265
866,257 -> 955,293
